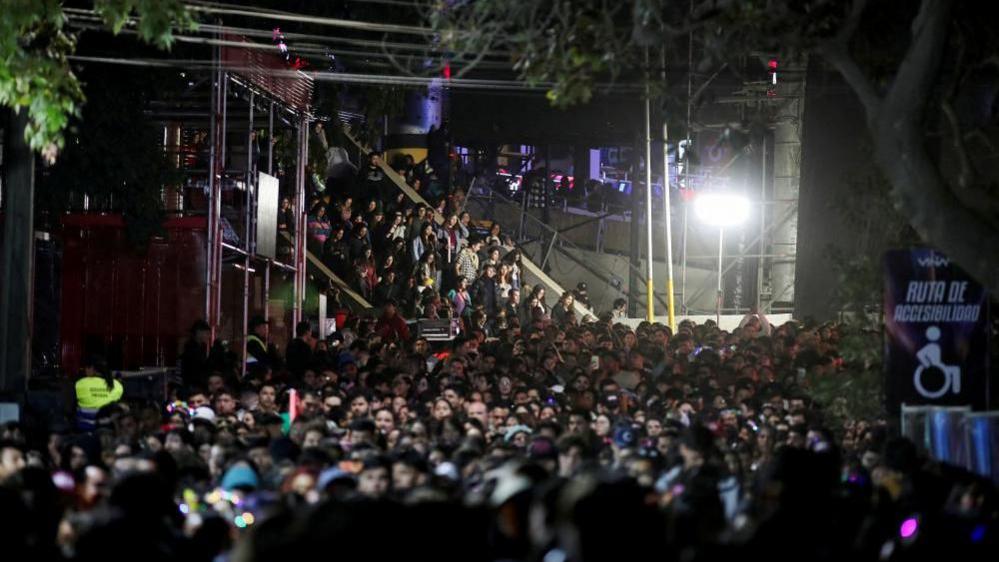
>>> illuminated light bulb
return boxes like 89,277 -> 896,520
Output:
899,517 -> 918,540
242,512 -> 255,526
234,515 -> 246,528
179,504 -> 190,515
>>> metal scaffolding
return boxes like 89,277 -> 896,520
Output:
200,30 -> 313,375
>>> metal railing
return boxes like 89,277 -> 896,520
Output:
464,181 -> 673,313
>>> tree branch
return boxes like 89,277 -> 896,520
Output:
819,46 -> 882,121
835,0 -> 869,45
940,101 -> 971,189
867,0 -> 999,291
817,0 -> 881,120
881,0 -> 952,121
941,101 -> 999,228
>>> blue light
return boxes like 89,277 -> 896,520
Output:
970,524 -> 987,544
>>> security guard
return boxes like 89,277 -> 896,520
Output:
75,357 -> 123,431
246,315 -> 281,371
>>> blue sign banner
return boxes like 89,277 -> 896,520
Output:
884,249 -> 990,412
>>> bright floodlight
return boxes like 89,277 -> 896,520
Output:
694,192 -> 750,227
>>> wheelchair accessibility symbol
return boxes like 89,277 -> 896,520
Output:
913,326 -> 961,399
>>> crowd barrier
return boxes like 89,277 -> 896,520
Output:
901,404 -> 999,485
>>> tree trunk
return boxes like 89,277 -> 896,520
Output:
873,117 -> 999,291
0,109 -> 35,395
827,0 -> 999,292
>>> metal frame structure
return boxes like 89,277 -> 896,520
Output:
201,31 -> 312,375
678,55 -> 806,315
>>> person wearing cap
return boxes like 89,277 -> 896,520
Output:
247,315 -> 281,370
611,423 -> 640,467
391,450 -> 428,495
573,281 -> 591,309
357,455 -> 391,498
505,425 -> 532,448
317,466 -> 357,499
357,150 -> 391,203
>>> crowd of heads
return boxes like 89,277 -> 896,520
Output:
2,310 -> 997,561
1,152 -> 996,561
302,150 -> 538,326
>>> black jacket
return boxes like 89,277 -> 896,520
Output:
285,337 -> 313,378
473,277 -> 498,315
180,340 -> 209,387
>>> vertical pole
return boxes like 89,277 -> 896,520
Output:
660,46 -> 676,332
543,143 -> 551,226
293,117 -> 308,328
0,109 -> 34,394
518,147 -> 529,241
206,41 -> 219,326
716,227 -> 724,324
241,92 -> 254,379
643,47 -> 655,322
628,136 -> 642,318
267,102 -> 274,176
215,73 -> 229,331
757,132 -> 767,312
680,204 -> 688,314
682,0 -> 693,318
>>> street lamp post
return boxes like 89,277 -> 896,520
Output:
694,192 -> 750,324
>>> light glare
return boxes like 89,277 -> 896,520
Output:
694,193 -> 751,227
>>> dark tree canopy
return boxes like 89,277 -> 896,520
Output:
432,0 -> 999,294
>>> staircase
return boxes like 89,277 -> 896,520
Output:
341,128 -> 593,319
280,231 -> 372,311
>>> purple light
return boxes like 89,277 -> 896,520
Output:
900,518 -> 918,539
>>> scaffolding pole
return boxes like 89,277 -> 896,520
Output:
643,47 -> 655,322
660,46 -> 676,332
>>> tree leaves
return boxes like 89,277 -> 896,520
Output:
0,0 -> 197,161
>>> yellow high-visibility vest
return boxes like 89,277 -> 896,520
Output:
75,377 -> 124,410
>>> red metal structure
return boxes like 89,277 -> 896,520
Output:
59,216 -> 207,375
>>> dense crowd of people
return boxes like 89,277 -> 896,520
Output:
1,149 -> 996,562
301,148 -> 547,326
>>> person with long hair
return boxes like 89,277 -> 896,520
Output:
411,222 -> 438,264
503,248 -> 523,290
448,276 -> 472,318
496,263 -> 514,306
441,214 -> 462,263
524,285 -> 547,317
485,222 -> 504,247
415,250 -> 441,291
306,203 -> 332,246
